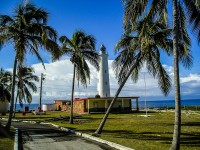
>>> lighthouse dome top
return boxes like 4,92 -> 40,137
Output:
100,44 -> 106,54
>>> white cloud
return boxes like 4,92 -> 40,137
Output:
6,59 -> 200,103
180,74 -> 200,83
28,59 -> 171,103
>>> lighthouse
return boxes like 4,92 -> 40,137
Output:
98,44 -> 110,97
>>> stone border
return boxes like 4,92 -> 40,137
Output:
41,122 -> 134,150
1,118 -> 134,150
14,128 -> 18,150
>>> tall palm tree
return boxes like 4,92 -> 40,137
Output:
122,0 -> 199,149
94,7 -> 192,136
13,66 -> 39,117
0,2 -> 59,131
95,13 -> 172,135
0,68 -> 12,102
59,30 -> 99,124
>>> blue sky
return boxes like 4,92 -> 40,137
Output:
0,0 -> 124,67
0,0 -> 200,103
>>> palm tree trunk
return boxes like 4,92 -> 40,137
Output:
69,64 -> 76,124
94,55 -> 141,135
5,55 -> 17,132
13,92 -> 18,118
171,0 -> 181,149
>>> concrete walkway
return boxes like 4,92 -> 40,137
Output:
11,122 -> 116,150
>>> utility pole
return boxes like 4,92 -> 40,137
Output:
39,73 -> 45,111
144,73 -> 148,117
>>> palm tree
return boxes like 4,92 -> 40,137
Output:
13,66 -> 39,117
94,13 -> 172,135
94,7 -> 192,136
59,30 -> 99,124
0,68 -> 12,102
0,2 -> 59,131
122,0 -> 198,149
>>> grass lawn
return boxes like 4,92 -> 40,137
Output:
0,124 -> 15,150
1,111 -> 70,121
1,109 -> 200,150
50,110 -> 200,150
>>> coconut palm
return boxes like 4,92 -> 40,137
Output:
0,68 -> 12,101
59,30 -> 99,124
122,0 -> 199,149
94,8 -> 192,136
0,2 -> 59,131
13,66 -> 39,117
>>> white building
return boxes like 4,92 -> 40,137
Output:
98,44 -> 110,97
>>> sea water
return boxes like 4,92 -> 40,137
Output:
132,99 -> 200,109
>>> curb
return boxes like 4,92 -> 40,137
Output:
0,119 -> 19,150
42,122 -> 134,150
1,118 -> 134,150
75,132 -> 134,150
14,128 -> 18,150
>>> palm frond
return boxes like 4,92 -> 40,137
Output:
59,30 -> 99,87
123,0 -> 148,31
184,0 -> 200,43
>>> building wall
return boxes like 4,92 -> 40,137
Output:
84,98 -> 132,113
123,99 -> 131,107
86,99 -> 105,109
73,100 -> 85,114
54,101 -> 70,111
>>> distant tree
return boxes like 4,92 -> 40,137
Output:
0,2 -> 59,131
59,30 -> 99,124
13,66 -> 39,117
95,94 -> 101,98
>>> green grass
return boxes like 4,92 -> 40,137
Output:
1,109 -> 200,150
0,124 -> 15,150
50,111 -> 200,150
1,111 -> 70,121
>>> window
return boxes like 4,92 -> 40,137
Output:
93,102 -> 98,108
105,70 -> 107,73
105,81 -> 107,85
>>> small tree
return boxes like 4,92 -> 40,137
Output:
59,30 -> 99,124
13,66 -> 39,117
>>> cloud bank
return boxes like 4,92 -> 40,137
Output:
21,59 -> 199,104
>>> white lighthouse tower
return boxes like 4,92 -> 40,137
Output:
98,44 -> 110,97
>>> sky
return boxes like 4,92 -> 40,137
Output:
0,0 -> 200,104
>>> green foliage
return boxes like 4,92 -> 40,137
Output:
114,15 -> 172,96
0,68 -> 12,101
59,30 -> 100,87
15,66 -> 39,106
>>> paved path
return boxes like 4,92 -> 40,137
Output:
1,120 -> 115,150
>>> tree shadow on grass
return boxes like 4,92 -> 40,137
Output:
76,128 -> 200,147
182,122 -> 200,126
180,133 -> 200,147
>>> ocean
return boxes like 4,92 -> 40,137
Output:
14,99 -> 200,111
132,99 -> 200,109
